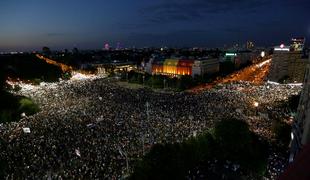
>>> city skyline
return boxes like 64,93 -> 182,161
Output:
1,0 -> 310,51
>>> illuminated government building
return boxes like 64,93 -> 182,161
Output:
146,58 -> 219,77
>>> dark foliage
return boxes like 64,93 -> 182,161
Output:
131,119 -> 268,179
0,91 -> 40,123
272,120 -> 292,147
1,54 -> 63,82
288,94 -> 301,112
220,61 -> 235,75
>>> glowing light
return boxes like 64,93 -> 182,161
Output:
287,83 -> 303,86
21,112 -> 26,117
225,53 -> 237,57
291,132 -> 294,140
36,54 -> 73,72
261,51 -> 265,58
104,43 -> 110,50
256,59 -> 271,68
280,44 -> 285,48
267,80 -> 280,85
75,149 -> 81,157
253,101 -> 259,107
70,73 -> 97,81
23,127 -> 31,133
274,48 -> 290,51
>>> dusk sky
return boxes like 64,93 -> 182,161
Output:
1,0 -> 310,51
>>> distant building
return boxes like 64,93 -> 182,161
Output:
290,37 -> 305,52
221,51 -> 255,69
72,47 -> 79,54
246,41 -> 255,49
192,58 -> 219,76
268,40 -> 308,83
104,43 -> 110,50
148,58 -> 219,77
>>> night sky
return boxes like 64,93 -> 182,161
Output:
1,0 -> 310,51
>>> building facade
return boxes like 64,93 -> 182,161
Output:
221,51 -> 255,69
290,54 -> 310,162
268,42 -> 308,83
192,58 -> 219,76
149,58 -> 219,77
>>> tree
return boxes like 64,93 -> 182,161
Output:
131,119 -> 268,179
220,61 -> 235,75
272,119 -> 291,147
131,133 -> 215,180
0,62 -> 6,91
177,75 -> 195,90
213,119 -> 268,173
0,138 -> 7,178
0,58 -> 10,91
213,119 -> 252,160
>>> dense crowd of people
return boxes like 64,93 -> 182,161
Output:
0,77 -> 301,179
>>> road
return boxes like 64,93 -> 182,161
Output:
191,58 -> 272,92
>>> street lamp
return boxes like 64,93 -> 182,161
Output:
143,75 -> 145,86
253,101 -> 259,116
253,101 -> 259,107
163,78 -> 166,89
118,146 -> 129,176
189,115 -> 194,137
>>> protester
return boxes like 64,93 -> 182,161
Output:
0,78 -> 301,179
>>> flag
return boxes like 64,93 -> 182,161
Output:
22,127 -> 31,133
75,149 -> 81,157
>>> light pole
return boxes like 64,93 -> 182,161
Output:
143,75 -> 145,86
146,101 -> 150,121
142,102 -> 150,155
189,115 -> 194,137
118,146 -> 129,176
163,78 -> 166,89
253,101 -> 259,116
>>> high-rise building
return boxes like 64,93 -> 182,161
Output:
268,41 -> 308,83
290,54 -> 310,162
290,37 -> 305,52
104,43 -> 110,50
246,41 -> 255,49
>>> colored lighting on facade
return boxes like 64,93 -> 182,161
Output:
152,59 -> 194,76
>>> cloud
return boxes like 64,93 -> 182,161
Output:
140,0 -> 269,23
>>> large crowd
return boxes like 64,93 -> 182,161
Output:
0,77 -> 302,179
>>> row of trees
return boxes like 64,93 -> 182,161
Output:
131,119 -> 268,179
0,55 -> 41,124
0,60 -> 7,178
121,71 -> 217,91
1,54 -> 63,83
